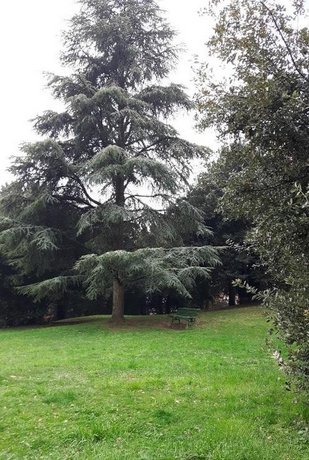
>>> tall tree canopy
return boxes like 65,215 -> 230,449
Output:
196,0 -> 309,390
0,0 -> 219,323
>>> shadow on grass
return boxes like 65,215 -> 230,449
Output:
2,306 -> 262,332
53,314 -> 191,331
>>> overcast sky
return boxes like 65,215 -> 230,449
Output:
0,0 -> 215,186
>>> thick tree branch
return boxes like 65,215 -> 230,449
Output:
124,193 -> 171,200
134,137 -> 173,156
52,193 -> 95,208
72,174 -> 102,206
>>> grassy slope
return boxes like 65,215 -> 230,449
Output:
0,307 -> 308,460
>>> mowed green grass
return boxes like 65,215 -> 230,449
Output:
0,307 -> 308,459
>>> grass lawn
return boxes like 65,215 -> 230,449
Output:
0,306 -> 308,459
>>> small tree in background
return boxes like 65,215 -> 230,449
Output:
0,0 -> 219,323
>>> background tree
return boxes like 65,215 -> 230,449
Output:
188,165 -> 267,307
0,179 -> 100,323
0,254 -> 40,327
196,0 -> 309,391
0,0 -> 219,324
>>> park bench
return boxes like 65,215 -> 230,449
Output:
170,308 -> 200,328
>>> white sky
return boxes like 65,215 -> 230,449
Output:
0,0 -> 216,186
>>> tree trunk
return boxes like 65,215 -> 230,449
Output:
111,174 -> 126,322
228,282 -> 236,306
111,278 -> 125,323
55,303 -> 66,321
239,290 -> 252,305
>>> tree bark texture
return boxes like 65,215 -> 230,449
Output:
111,173 -> 126,321
112,278 -> 125,323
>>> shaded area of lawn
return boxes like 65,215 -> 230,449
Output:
0,307 -> 308,459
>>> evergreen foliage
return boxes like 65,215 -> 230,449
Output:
0,0 -> 219,322
0,255 -> 40,327
188,167 -> 268,306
